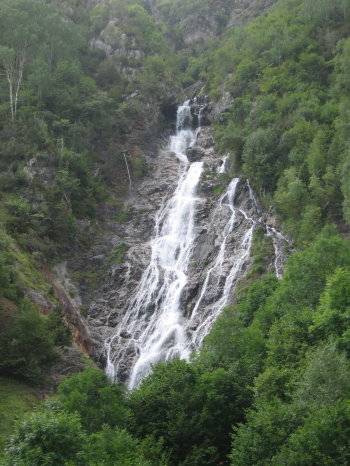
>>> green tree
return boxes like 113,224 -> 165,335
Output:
58,368 -> 128,433
237,274 -> 279,327
0,299 -> 57,382
311,268 -> 350,351
265,235 -> 350,313
231,400 -> 301,466
0,0 -> 79,118
274,168 -> 309,223
306,129 -> 330,178
242,127 -> 280,192
341,150 -> 350,223
46,306 -> 71,348
273,401 -> 350,465
295,343 -> 350,410
80,426 -> 165,466
2,410 -> 85,465
0,228 -> 18,300
128,359 -> 199,464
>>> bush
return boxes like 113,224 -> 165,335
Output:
58,368 -> 128,433
2,410 -> 85,465
0,299 -> 58,382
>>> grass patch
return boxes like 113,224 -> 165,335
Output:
247,226 -> 274,281
213,173 -> 231,195
104,243 -> 129,269
12,247 -> 51,296
0,376 -> 41,453
213,184 -> 226,195
113,207 -> 133,223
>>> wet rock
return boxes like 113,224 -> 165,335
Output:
196,127 -> 214,148
90,254 -> 105,265
212,91 -> 233,122
184,81 -> 205,99
189,97 -> 212,128
80,96 -> 288,385
180,282 -> 200,313
186,146 -> 205,162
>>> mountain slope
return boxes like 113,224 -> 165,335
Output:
1,0 -> 350,464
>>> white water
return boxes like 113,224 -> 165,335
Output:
190,178 -> 240,321
104,101 -> 289,389
217,155 -> 229,174
171,102 -> 196,163
266,225 -> 290,279
245,179 -> 289,280
188,179 -> 256,348
105,101 -> 204,388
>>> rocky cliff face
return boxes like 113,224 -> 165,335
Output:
41,0 -> 285,383
153,0 -> 278,47
228,0 -> 277,27
89,19 -> 145,78
82,99 -> 288,384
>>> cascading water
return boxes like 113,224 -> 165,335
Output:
186,178 -> 256,349
102,100 -> 289,389
265,225 -> 290,279
105,101 -> 204,388
189,178 -> 240,322
217,155 -> 229,174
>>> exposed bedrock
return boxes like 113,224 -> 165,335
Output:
85,99 -> 288,383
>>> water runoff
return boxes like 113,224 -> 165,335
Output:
105,101 -> 288,389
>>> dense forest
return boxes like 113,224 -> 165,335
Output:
1,0 -> 350,464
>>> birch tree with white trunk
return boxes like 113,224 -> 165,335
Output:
0,44 -> 26,121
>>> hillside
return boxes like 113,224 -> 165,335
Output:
1,0 -> 350,464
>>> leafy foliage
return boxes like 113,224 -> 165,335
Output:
0,0 -> 180,258
2,368 -> 167,465
201,0 -> 350,245
0,299 -> 58,382
58,368 -> 128,434
2,410 -> 85,466
2,0 -> 350,464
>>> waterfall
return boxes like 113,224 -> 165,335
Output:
217,155 -> 229,174
103,101 -> 289,389
187,179 -> 256,349
265,225 -> 290,279
190,178 -> 240,321
105,101 -> 203,389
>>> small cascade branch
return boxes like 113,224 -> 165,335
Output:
123,153 -> 132,189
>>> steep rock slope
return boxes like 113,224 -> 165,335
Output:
153,0 -> 277,47
86,100 -> 287,384
0,0 -> 182,388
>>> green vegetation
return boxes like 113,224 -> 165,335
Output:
0,299 -> 66,383
200,0 -> 350,246
1,369 -> 168,465
128,234 -> 350,465
0,0 -> 180,399
247,226 -> 275,279
0,377 -> 40,452
0,0 -> 181,260
0,229 -> 20,301
212,172 -> 231,194
0,229 -> 70,385
4,233 -> 350,464
104,242 -> 129,269
2,0 -> 350,464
